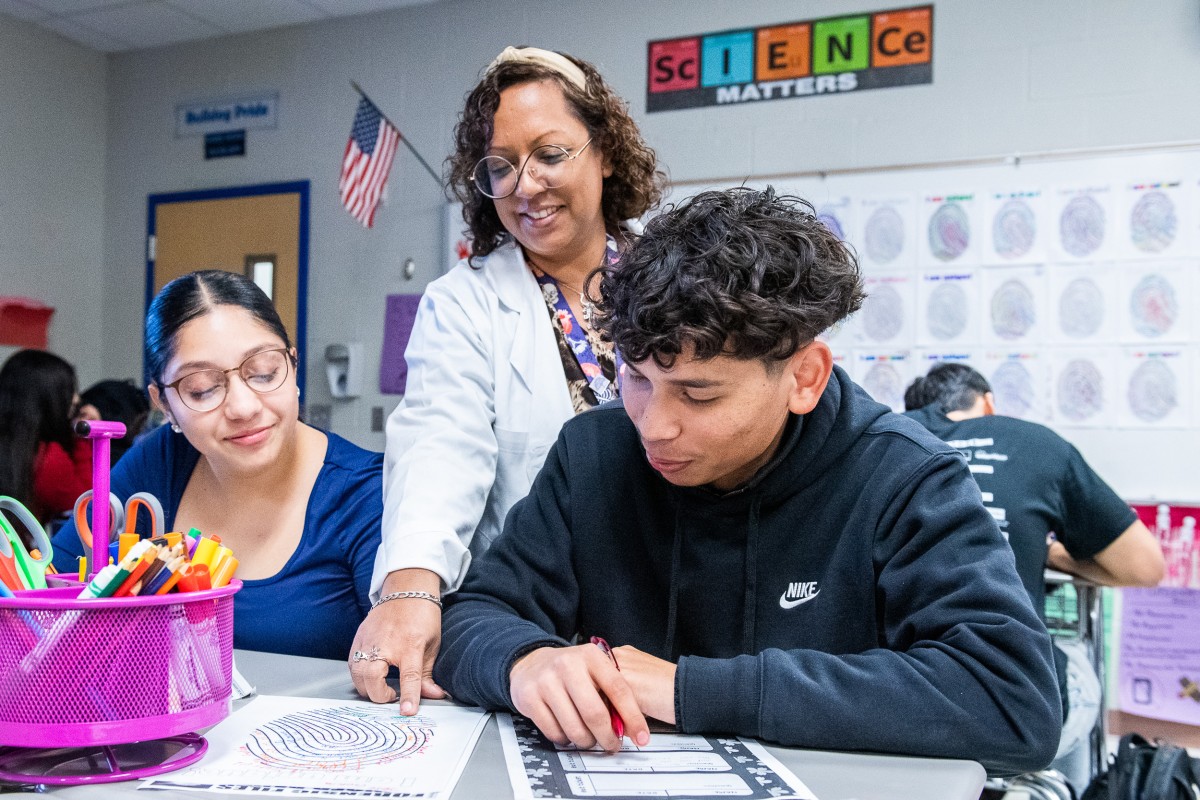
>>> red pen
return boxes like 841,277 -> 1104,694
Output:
590,636 -> 625,740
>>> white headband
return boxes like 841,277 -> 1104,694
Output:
487,46 -> 587,92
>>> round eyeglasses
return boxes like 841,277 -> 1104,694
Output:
162,347 -> 293,413
472,138 -> 594,199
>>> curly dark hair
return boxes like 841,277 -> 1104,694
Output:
594,187 -> 865,367
448,49 -> 666,260
904,362 -> 991,413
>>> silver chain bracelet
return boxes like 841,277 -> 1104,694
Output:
373,590 -> 442,609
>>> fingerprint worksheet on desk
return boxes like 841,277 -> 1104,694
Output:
499,713 -> 818,800
139,695 -> 489,798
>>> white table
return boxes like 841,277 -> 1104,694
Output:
10,649 -> 986,800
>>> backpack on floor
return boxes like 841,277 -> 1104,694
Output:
1080,733 -> 1200,800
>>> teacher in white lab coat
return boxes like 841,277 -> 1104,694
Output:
349,46 -> 665,709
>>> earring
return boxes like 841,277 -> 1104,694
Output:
170,423 -> 182,433
297,386 -> 301,399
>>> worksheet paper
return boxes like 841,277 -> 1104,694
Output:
139,695 -> 489,798
499,713 -> 818,800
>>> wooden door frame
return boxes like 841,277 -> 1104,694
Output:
146,180 -> 311,393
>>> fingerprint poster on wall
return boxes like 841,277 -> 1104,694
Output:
982,265 -> 1047,346
984,189 -> 1047,265
1050,185 -> 1116,262
857,196 -> 916,272
1119,179 -> 1189,259
918,192 -> 980,267
856,273 -> 915,345
814,194 -> 857,248
1118,262 -> 1193,344
917,269 -> 980,346
1050,347 -> 1118,428
1048,263 -> 1117,344
1119,348 -> 1192,428
852,350 -> 915,412
141,695 -> 490,798
982,350 -> 1050,424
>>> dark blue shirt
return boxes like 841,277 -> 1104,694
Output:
51,424 -> 383,661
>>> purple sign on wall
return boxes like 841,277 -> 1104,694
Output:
380,294 -> 422,395
1118,587 -> 1200,725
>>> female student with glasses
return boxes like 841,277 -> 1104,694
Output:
51,270 -> 384,661
350,47 -> 666,710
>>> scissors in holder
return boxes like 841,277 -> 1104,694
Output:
0,496 -> 54,591
73,491 -> 166,560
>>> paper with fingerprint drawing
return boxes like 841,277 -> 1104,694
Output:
499,713 -> 817,800
983,188 -> 1047,265
1050,347 -> 1118,428
857,195 -> 916,272
1118,348 -> 1193,429
1050,185 -> 1115,262
1117,261 -> 1193,344
981,350 -> 1050,425
982,265 -> 1047,346
1118,179 -> 1190,260
855,273 -> 915,346
139,695 -> 489,798
853,350 -> 916,413
1048,263 -> 1117,344
917,269 -> 980,346
918,191 -> 981,267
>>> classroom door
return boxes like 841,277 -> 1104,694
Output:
146,181 -> 310,392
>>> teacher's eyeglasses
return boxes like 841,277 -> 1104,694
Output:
162,348 -> 292,413
472,138 -> 594,199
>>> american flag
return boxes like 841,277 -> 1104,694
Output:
340,97 -> 400,228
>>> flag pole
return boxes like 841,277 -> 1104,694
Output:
351,80 -> 442,188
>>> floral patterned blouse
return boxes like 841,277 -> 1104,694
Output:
530,235 -> 622,414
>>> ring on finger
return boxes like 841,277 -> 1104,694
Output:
351,646 -> 384,663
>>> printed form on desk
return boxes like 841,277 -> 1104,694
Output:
500,713 -> 818,800
138,695 -> 489,798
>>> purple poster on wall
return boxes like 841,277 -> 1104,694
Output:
1117,587 -> 1200,725
380,294 -> 422,395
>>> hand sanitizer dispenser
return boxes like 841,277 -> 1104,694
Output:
325,342 -> 363,399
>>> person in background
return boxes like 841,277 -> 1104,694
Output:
0,349 -> 93,532
350,46 -> 665,710
79,378 -> 151,465
51,270 -> 383,660
904,362 -> 1163,790
434,188 -> 1061,776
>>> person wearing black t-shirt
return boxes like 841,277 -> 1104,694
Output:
905,362 -> 1163,790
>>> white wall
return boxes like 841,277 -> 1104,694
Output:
92,0 -> 1200,498
0,15 -> 108,386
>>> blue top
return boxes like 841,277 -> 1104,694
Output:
51,424 -> 383,661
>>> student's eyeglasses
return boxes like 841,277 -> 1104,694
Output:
162,348 -> 292,413
472,138 -> 594,199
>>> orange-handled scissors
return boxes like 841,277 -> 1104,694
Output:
72,491 -> 165,552
0,496 -> 54,591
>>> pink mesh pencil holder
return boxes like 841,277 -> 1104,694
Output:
0,580 -> 240,749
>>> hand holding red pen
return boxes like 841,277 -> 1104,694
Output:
510,643 -> 650,753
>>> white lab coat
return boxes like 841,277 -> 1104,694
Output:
372,241 -> 575,598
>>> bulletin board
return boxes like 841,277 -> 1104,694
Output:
663,144 -> 1200,501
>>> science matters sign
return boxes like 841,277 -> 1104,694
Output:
647,5 -> 932,112
175,92 -> 278,137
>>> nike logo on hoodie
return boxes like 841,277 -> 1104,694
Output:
779,581 -> 820,609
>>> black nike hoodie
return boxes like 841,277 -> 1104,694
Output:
436,366 -> 1062,775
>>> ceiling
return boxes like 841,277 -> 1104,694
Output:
0,0 -> 440,53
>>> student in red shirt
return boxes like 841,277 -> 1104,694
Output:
0,349 -> 93,533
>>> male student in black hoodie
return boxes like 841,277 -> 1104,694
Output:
434,187 -> 1062,775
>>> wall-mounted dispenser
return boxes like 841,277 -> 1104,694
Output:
325,342 -> 363,399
